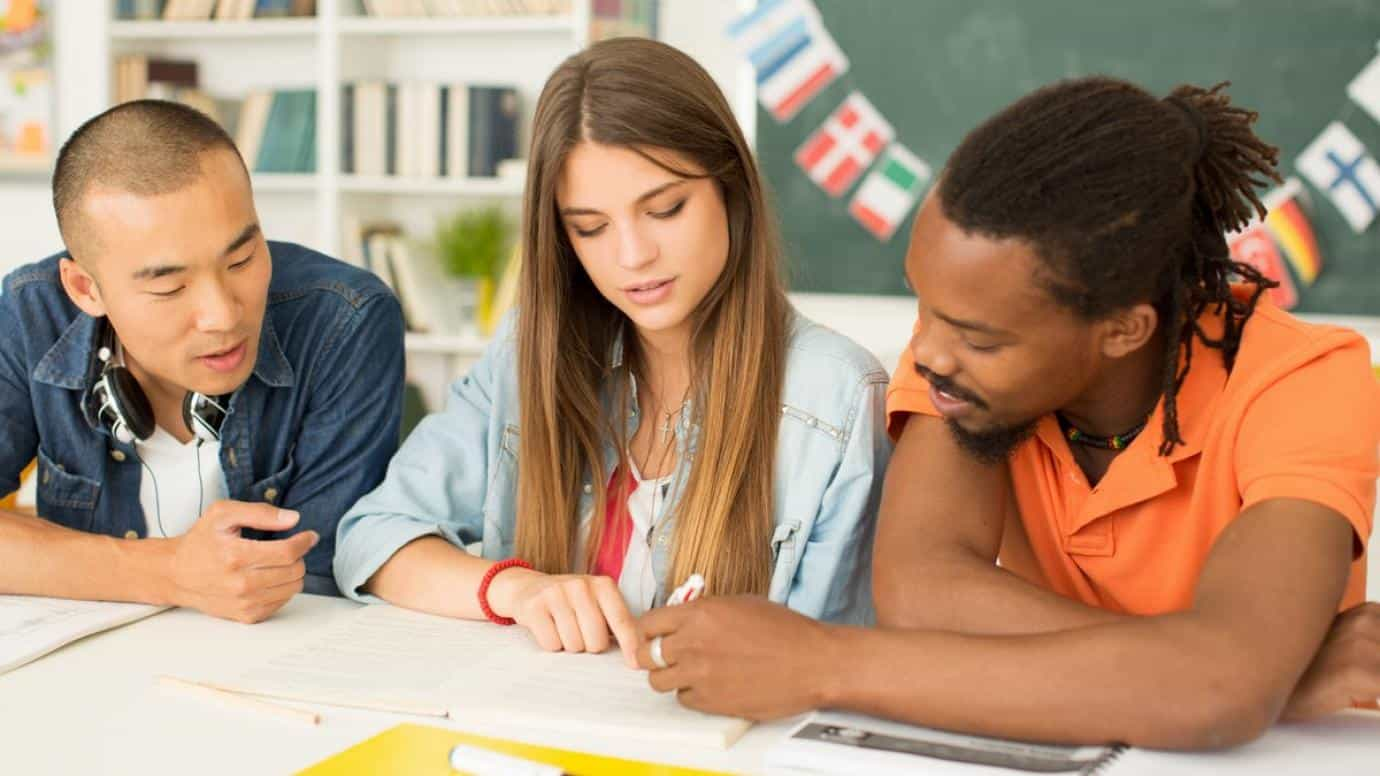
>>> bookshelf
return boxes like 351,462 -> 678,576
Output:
109,18 -> 320,39
107,0 -> 588,258
103,0 -> 592,404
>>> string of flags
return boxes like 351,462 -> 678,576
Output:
728,0 -> 920,242
728,1 -> 1377,310
1227,179 -> 1323,310
1228,40 -> 1380,308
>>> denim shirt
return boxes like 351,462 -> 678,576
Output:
0,242 -> 405,595
335,312 -> 891,624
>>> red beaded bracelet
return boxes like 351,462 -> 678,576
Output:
477,558 -> 532,626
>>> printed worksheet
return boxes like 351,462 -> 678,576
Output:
0,595 -> 167,675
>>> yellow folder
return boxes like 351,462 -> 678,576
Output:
297,723 -> 735,776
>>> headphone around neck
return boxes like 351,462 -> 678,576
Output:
90,321 -> 229,446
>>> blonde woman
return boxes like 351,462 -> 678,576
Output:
335,38 -> 889,662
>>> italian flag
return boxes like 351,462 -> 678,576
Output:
848,143 -> 931,241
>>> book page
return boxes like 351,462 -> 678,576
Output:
210,604 -> 751,747
0,595 -> 166,675
450,647 -> 753,749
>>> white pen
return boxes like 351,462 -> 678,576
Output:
667,572 -> 706,606
449,744 -> 562,776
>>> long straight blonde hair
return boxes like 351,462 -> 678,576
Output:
515,38 -> 789,597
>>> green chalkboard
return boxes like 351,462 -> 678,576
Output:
759,0 -> 1380,315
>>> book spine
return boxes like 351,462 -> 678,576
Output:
341,84 -> 355,175
254,91 -> 288,173
385,83 -> 398,177
438,85 -> 450,180
492,87 -> 519,170
468,86 -> 493,177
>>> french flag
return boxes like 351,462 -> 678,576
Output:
728,0 -> 849,123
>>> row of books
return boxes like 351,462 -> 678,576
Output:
341,219 -> 519,336
358,0 -> 570,16
115,0 -> 317,20
342,82 -> 520,179
236,90 -> 318,174
113,56 -> 315,174
114,55 -> 236,144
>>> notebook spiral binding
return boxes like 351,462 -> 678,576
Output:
1083,744 -> 1129,775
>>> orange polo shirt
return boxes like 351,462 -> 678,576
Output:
887,300 -> 1380,614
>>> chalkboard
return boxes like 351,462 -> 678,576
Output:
759,0 -> 1380,315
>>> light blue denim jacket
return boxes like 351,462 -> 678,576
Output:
335,311 -> 890,624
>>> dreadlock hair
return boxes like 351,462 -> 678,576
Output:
939,77 -> 1283,456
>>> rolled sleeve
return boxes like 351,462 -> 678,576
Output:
334,323 -> 513,602
885,325 -> 937,442
1236,339 -> 1380,557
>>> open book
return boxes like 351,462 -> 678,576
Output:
766,711 -> 1123,775
0,595 -> 167,676
188,604 -> 752,749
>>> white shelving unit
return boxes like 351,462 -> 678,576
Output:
109,18 -> 320,39
105,0 -> 591,405
106,0 -> 588,260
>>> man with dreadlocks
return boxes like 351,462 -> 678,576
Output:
632,77 -> 1380,749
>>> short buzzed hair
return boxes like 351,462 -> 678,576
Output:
53,99 -> 246,256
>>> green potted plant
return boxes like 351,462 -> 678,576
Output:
434,206 -> 513,334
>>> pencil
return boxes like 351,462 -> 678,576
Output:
157,675 -> 321,725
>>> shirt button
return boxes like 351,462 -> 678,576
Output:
583,483 -> 593,494
264,488 -> 279,504
110,450 -> 126,463
123,530 -> 138,540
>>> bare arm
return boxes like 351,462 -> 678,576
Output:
873,413 -> 1118,633
642,498 -> 1352,749
0,507 -> 171,603
363,536 -> 641,664
363,535 -> 531,620
837,499 -> 1351,747
0,502 -> 316,623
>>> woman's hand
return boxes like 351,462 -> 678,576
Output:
493,570 -> 640,667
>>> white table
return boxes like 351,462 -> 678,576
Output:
2,594 -> 1377,775
0,594 -> 794,775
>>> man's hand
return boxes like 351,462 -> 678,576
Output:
495,572 -> 640,667
1283,602 -> 1380,720
163,501 -> 316,623
635,596 -> 839,720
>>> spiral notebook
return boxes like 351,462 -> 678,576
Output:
766,711 -> 1124,775
766,709 -> 1380,775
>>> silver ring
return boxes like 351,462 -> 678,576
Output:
649,635 -> 669,669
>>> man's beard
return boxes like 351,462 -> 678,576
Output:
944,416 -> 1037,465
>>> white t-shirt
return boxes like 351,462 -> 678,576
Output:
136,426 -> 227,538
576,459 -> 674,616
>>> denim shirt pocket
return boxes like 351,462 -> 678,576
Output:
483,423 -> 520,558
241,455 -> 296,540
35,447 -> 101,533
768,519 -> 803,601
